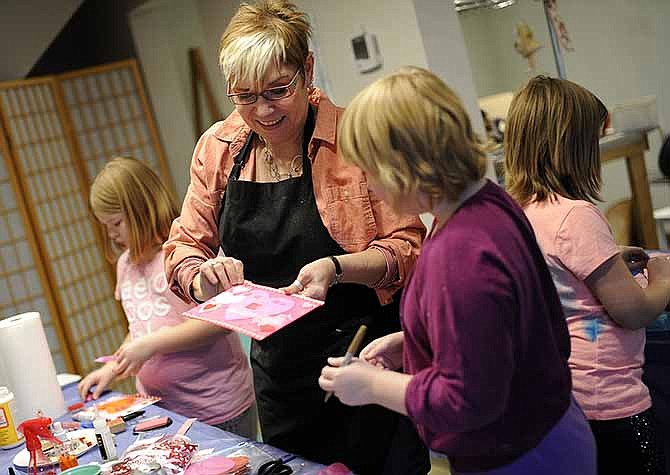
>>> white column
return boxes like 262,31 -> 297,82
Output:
412,0 -> 485,136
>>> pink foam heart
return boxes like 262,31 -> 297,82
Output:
318,463 -> 353,475
185,456 -> 235,475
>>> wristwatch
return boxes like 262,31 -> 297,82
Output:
328,256 -> 343,287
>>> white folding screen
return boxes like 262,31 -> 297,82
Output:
0,60 -> 172,380
59,61 -> 173,187
0,109 -> 73,373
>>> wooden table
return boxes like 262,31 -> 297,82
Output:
600,131 -> 659,249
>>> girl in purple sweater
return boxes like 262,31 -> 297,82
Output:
318,67 -> 596,474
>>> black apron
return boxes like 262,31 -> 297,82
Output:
218,109 -> 429,475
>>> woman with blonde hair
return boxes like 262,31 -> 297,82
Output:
505,76 -> 669,474
164,1 -> 428,473
319,67 -> 596,474
79,157 -> 256,438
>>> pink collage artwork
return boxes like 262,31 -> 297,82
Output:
183,281 -> 324,340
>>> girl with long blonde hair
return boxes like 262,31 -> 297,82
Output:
79,157 -> 256,438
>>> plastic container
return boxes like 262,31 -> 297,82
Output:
60,464 -> 101,475
0,386 -> 24,449
51,422 -> 67,442
610,96 -> 659,132
59,452 -> 79,471
52,421 -> 79,471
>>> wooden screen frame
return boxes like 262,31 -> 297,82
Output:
0,77 -> 78,373
0,59 -> 174,378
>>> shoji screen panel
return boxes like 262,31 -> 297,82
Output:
0,78 -> 127,376
0,106 -> 75,373
58,60 -> 173,189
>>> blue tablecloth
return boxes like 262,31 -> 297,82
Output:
0,383 -> 325,474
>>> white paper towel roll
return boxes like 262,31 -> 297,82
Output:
0,312 -> 66,423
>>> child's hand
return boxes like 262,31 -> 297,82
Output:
78,364 -> 116,400
360,332 -> 404,370
319,357 -> 381,406
113,337 -> 155,378
620,246 -> 649,273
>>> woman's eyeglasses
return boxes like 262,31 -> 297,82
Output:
227,70 -> 301,106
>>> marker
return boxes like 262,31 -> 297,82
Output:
324,325 -> 367,403
121,410 -> 145,422
94,355 -> 117,364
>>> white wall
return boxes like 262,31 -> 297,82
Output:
133,0 -> 488,199
195,0 -> 238,118
0,0 -> 84,80
296,0 -> 428,106
459,0 -> 670,211
459,1 -> 554,98
130,0 -> 232,200
412,0 -> 485,136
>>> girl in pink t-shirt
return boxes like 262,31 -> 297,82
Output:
78,157 -> 255,438
505,76 -> 670,474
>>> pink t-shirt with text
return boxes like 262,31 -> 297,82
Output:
524,196 -> 650,420
115,250 -> 254,425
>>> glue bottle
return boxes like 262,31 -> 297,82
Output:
0,387 -> 24,449
93,413 -> 117,461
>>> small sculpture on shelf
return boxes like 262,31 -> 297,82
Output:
514,21 -> 542,74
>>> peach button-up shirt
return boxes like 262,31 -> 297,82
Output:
164,89 -> 425,305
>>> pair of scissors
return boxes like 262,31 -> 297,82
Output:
257,455 -> 296,475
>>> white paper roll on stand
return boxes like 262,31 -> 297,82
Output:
0,312 -> 66,423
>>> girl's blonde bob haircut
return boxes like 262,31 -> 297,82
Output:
90,157 -> 178,264
219,0 -> 311,91
338,66 -> 486,209
504,76 -> 608,206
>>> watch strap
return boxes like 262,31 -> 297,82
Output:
328,256 -> 343,287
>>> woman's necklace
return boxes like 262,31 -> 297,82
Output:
264,149 -> 303,181
259,136 -> 303,181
